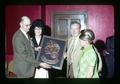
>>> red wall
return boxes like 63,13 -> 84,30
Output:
5,5 -> 41,55
5,5 -> 41,62
5,5 -> 114,62
46,5 -> 114,42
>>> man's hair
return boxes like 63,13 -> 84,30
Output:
70,21 -> 81,28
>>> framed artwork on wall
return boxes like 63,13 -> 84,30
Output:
52,11 -> 88,40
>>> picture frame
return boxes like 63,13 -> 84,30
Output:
37,35 -> 66,70
52,11 -> 88,40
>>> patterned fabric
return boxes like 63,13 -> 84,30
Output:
74,44 -> 99,78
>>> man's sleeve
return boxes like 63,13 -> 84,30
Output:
14,37 -> 39,67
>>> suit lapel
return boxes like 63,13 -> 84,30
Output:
19,30 -> 30,42
32,36 -> 42,47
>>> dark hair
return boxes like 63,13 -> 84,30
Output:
29,19 -> 45,37
70,21 -> 81,28
79,29 -> 95,43
32,19 -> 44,28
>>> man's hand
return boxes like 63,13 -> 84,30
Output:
63,52 -> 67,59
103,50 -> 109,56
39,63 -> 51,69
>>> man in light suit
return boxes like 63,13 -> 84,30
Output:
64,21 -> 102,78
12,16 -> 50,78
64,21 -> 82,78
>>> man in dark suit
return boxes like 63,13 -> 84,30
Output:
12,16 -> 50,78
104,35 -> 114,78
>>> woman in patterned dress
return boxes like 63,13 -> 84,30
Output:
74,29 -> 102,78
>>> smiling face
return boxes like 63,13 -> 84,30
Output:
34,27 -> 42,36
70,23 -> 81,37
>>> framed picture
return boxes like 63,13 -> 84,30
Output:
37,35 -> 66,70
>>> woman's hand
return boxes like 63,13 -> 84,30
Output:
35,46 -> 41,51
39,62 -> 51,69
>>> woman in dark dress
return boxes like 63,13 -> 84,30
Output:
29,19 -> 49,78
29,19 -> 44,59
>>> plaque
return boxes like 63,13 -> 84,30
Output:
37,35 -> 66,70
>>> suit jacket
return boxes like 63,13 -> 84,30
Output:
12,29 -> 39,78
105,36 -> 114,77
31,36 -> 42,47
66,36 -> 82,78
106,36 -> 114,56
106,36 -> 114,63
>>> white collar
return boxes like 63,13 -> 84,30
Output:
35,36 -> 41,45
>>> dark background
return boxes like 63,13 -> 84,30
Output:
0,0 -> 119,83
